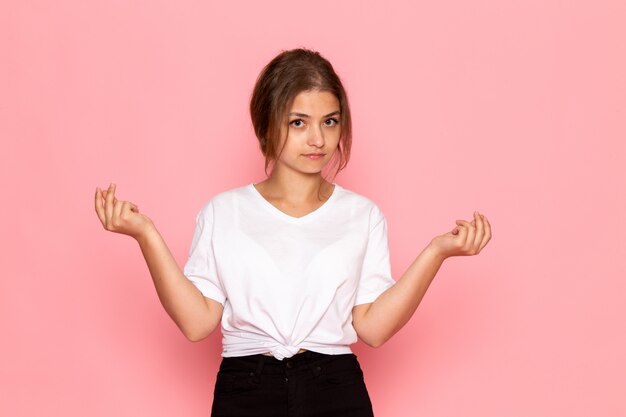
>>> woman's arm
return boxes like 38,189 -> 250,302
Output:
95,183 -> 223,342
352,211 -> 491,347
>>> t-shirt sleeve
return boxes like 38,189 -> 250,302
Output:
182,201 -> 226,305
354,204 -> 396,305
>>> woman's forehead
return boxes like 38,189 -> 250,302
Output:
288,90 -> 340,113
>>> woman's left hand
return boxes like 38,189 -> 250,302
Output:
428,211 -> 492,260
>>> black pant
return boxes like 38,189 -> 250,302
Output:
211,350 -> 375,417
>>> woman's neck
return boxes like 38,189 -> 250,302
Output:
255,171 -> 333,204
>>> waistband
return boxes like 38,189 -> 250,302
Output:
219,350 -> 356,378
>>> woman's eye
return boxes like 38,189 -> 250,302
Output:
324,118 -> 339,127
290,119 -> 304,128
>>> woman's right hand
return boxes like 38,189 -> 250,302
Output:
95,183 -> 155,240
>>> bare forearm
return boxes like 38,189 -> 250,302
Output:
355,210 -> 492,347
360,245 -> 445,346
136,226 -> 219,341
95,183 -> 221,341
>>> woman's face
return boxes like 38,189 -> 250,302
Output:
273,89 -> 341,177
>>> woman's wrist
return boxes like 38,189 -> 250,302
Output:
134,221 -> 158,245
423,242 -> 448,263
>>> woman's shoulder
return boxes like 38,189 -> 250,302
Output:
334,183 -> 386,223
194,183 -> 252,213
212,183 -> 252,202
335,183 -> 380,208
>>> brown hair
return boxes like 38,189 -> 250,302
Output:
250,48 -> 352,183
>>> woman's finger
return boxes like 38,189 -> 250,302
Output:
102,190 -> 119,210
456,219 -> 475,254
95,187 -> 106,226
455,220 -> 468,248
113,197 -> 124,228
123,201 -> 134,216
473,211 -> 485,253
465,217 -> 476,253
478,214 -> 492,251
104,183 -> 116,227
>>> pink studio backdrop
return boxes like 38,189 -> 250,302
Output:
2,0 -> 625,416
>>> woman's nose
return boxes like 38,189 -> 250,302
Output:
308,125 -> 325,147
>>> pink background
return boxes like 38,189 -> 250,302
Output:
2,0 -> 625,415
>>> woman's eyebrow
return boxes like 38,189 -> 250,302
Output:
288,110 -> 341,118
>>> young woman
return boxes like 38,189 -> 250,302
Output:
94,48 -> 492,417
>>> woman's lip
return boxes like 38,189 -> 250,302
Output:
304,154 -> 325,159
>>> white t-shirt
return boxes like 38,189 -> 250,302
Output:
183,182 -> 395,360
